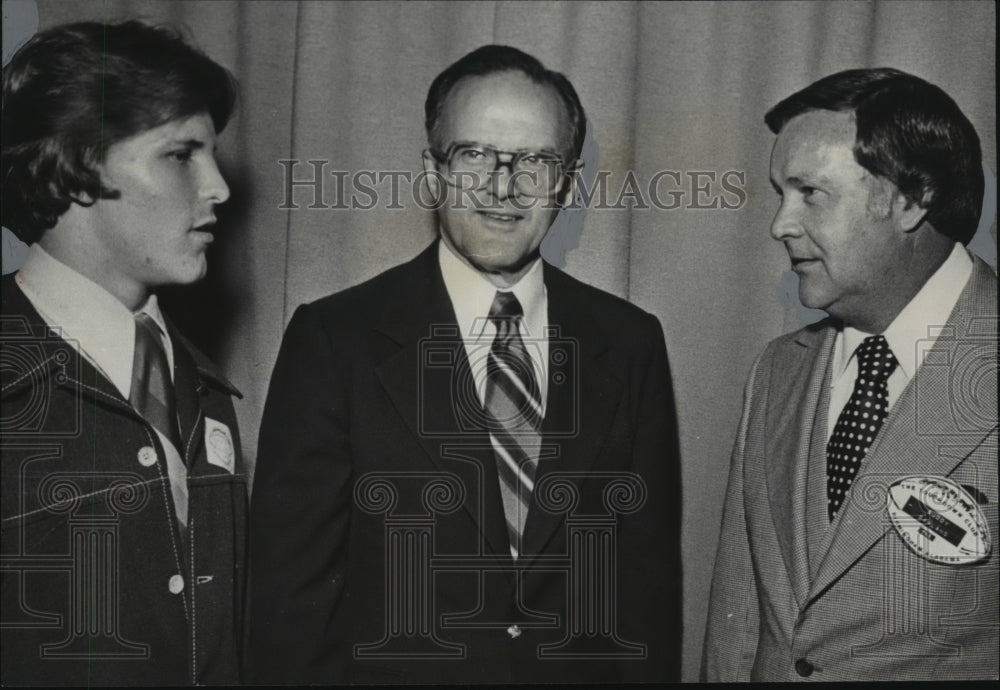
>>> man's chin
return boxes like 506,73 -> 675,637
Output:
172,259 -> 209,286
474,254 -> 542,287
797,286 -> 830,313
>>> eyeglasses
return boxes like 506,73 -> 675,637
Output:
429,143 -> 569,197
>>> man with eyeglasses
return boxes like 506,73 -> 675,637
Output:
251,45 -> 680,684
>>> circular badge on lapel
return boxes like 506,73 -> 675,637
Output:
204,417 -> 235,473
887,475 -> 991,565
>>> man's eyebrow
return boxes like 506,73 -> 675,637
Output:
168,138 -> 207,149
450,140 -> 560,154
780,174 -> 832,189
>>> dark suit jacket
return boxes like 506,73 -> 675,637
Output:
703,256 -> 998,681
250,241 -> 681,684
0,275 -> 249,686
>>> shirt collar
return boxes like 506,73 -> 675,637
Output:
16,243 -> 170,398
438,239 -> 546,341
834,242 -> 973,380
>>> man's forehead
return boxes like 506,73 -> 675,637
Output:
120,112 -> 217,148
438,71 -> 568,150
771,110 -> 861,176
776,111 -> 856,152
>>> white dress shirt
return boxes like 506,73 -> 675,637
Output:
16,244 -> 176,393
438,239 -> 549,413
826,242 -> 974,440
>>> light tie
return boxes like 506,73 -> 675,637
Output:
130,312 -> 188,526
484,291 -> 543,558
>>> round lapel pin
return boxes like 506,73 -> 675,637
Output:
886,475 -> 991,565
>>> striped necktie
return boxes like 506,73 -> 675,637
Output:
484,291 -> 543,559
130,312 -> 188,526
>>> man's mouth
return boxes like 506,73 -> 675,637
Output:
477,210 -> 523,223
191,219 -> 216,241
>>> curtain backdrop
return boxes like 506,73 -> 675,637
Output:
24,0 -> 999,679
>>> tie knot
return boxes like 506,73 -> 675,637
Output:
135,311 -> 164,339
855,334 -> 897,382
488,291 -> 524,323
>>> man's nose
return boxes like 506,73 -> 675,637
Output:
769,199 -> 803,241
202,157 -> 231,204
488,159 -> 517,199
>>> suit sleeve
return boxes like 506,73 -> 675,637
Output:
701,351 -> 764,681
249,304 -> 352,684
618,312 -> 682,681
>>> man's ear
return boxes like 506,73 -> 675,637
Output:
555,159 -> 583,209
894,188 -> 931,233
68,190 -> 97,206
69,154 -> 109,207
421,149 -> 443,203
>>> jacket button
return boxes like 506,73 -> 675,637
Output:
507,625 -> 522,639
137,446 -> 157,467
795,658 -> 814,677
168,574 -> 185,594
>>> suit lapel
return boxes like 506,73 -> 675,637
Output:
374,243 -> 510,559
164,320 -> 245,470
805,366 -> 834,579
519,265 -> 622,561
169,331 -> 204,467
807,258 -> 998,603
764,322 -> 836,608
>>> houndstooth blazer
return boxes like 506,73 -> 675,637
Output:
703,254 -> 998,682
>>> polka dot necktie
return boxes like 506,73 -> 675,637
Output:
826,335 -> 897,521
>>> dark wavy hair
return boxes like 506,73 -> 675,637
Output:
2,20 -> 238,243
424,44 -> 586,162
765,68 -> 983,245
